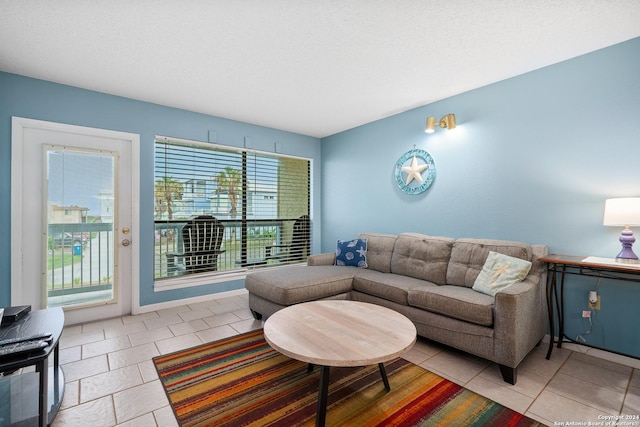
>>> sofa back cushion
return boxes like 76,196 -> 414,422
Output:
446,238 -> 533,288
357,233 -> 397,273
390,233 -> 455,285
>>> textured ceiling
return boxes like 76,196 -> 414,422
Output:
1,1 -> 639,138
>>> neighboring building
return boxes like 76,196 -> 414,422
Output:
98,191 -> 114,224
178,178 -> 278,220
48,204 -> 89,224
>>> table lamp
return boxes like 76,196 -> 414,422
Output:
603,197 -> 640,264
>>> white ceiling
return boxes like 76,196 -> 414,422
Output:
1,1 -> 639,138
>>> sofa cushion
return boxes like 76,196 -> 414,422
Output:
446,238 -> 533,288
472,251 -> 532,296
357,233 -> 397,273
390,233 -> 454,285
335,238 -> 368,268
408,285 -> 495,327
352,269 -> 437,305
245,266 -> 355,305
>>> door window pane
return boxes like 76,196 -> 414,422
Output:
45,147 -> 116,308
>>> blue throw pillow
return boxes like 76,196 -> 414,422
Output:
335,238 -> 367,268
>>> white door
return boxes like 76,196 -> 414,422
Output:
11,117 -> 140,325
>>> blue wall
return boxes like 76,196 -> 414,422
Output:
2,37 -> 639,357
0,72 -> 322,307
321,37 -> 640,357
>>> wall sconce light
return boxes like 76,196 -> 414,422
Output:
425,114 -> 456,134
603,197 -> 640,263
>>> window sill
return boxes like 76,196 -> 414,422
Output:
154,270 -> 249,292
153,262 -> 306,292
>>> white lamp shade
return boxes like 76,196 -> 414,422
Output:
603,198 -> 640,226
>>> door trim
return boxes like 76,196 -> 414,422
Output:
11,117 -> 141,315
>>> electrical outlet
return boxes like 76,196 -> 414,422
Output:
587,295 -> 601,310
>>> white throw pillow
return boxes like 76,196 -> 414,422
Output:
472,251 -> 532,296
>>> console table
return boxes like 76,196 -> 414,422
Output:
0,307 -> 65,427
539,254 -> 640,360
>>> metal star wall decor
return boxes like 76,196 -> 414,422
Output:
394,148 -> 436,195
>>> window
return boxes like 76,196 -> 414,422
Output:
153,137 -> 311,283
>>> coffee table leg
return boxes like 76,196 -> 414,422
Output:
316,365 -> 330,427
378,363 -> 390,391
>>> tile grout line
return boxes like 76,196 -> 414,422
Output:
522,348 -> 574,421
619,369 -> 635,415
542,351 -> 630,416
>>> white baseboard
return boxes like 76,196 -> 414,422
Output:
135,288 -> 248,314
543,334 -> 640,369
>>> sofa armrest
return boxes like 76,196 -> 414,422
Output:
307,252 -> 336,266
493,275 -> 546,366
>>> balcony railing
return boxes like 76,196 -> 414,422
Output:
46,218 -> 310,306
46,222 -> 115,308
154,218 -> 310,280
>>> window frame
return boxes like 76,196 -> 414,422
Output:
153,136 -> 312,291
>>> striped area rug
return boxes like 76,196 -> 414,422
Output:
153,329 -> 543,427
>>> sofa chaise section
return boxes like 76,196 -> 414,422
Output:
245,232 -> 548,384
246,265 -> 355,319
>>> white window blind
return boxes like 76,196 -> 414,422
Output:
153,137 -> 311,281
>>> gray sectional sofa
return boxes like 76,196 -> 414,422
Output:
245,232 -> 548,384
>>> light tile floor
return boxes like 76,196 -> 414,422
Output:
10,292 -> 638,426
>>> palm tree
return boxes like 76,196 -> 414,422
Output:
155,177 -> 183,219
215,167 -> 242,217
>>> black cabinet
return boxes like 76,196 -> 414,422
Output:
0,308 -> 65,426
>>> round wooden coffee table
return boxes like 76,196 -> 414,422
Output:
263,300 -> 416,427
